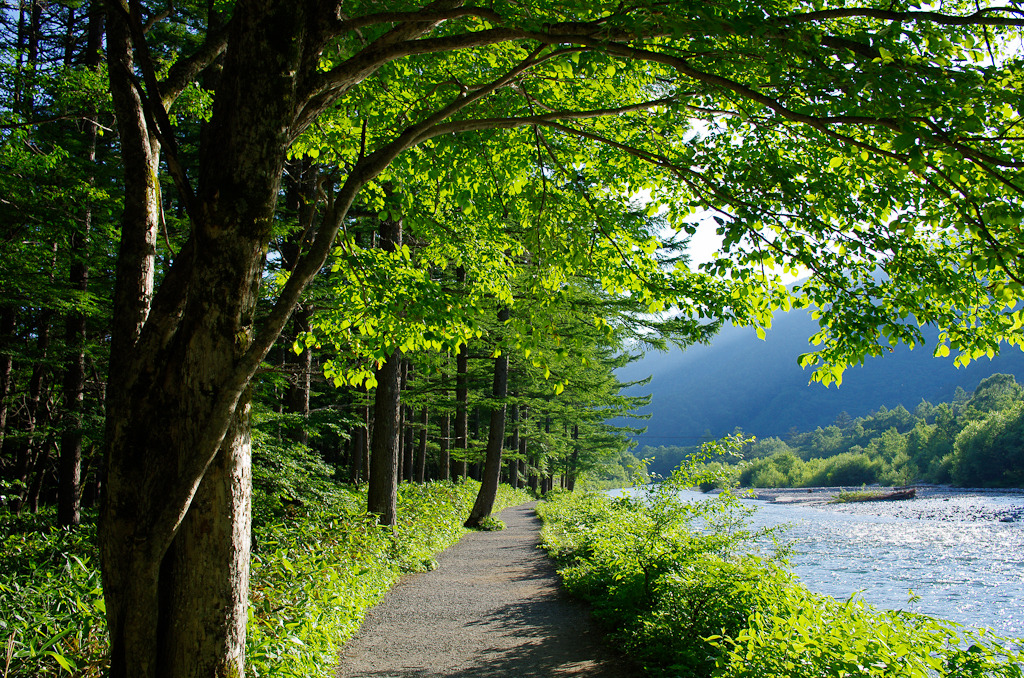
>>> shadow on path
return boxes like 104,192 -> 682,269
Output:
334,502 -> 631,678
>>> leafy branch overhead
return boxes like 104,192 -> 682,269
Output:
225,0 -> 1024,386
9,1 -> 1021,676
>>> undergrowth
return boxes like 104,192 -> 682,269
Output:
537,454 -> 1024,678
0,480 -> 531,678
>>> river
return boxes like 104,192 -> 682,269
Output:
683,488 -> 1024,638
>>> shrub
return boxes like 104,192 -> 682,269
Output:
1,481 -> 532,678
539,455 -> 785,677
538,458 -> 1024,678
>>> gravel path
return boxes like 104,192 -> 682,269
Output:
334,502 -> 632,678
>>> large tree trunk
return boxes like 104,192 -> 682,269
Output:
96,1 -> 457,674
465,312 -> 510,528
98,3 -> 310,675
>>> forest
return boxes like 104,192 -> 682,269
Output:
2,0 -> 1023,676
641,373 -> 1024,488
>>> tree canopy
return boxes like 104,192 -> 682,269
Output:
3,0 -> 1024,676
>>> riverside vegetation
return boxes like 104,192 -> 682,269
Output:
537,454 -> 1024,678
642,374 -> 1024,490
0,480 -> 531,678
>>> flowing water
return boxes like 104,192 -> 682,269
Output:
674,489 -> 1024,637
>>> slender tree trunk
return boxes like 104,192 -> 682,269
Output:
363,403 -> 371,482
0,305 -> 16,450
12,306 -> 53,513
349,389 -> 368,485
470,406 -> 482,480
402,407 -> 414,482
349,423 -> 363,484
438,412 -> 450,481
280,159 -> 316,446
566,424 -> 580,491
27,434 -> 53,513
465,309 -> 510,528
367,218 -> 403,524
58,4 -> 102,528
368,350 -> 401,525
415,406 -> 428,483
517,405 -> 528,492
454,343 -> 468,479
283,304 -> 313,445
507,403 -> 519,488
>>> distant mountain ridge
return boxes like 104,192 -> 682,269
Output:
618,309 -> 1024,445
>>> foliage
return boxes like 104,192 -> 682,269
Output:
0,510 -> 106,678
247,480 -> 528,677
0,482 -> 531,678
831,490 -> 889,503
711,589 -> 1024,678
647,374 -> 1024,488
538,462 -> 1024,678
538,444 -> 784,677
952,402 -> 1024,487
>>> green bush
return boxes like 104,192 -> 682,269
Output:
800,451 -> 881,487
712,587 -> 1024,678
0,510 -> 107,678
539,456 -> 786,677
538,460 -> 1024,678
1,481 -> 532,678
953,403 -> 1024,487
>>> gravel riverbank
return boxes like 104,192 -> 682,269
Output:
743,485 -> 1024,523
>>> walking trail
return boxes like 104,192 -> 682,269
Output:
334,502 -> 633,678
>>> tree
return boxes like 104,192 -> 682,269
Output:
87,1 -> 1024,676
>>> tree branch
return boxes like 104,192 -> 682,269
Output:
772,6 -> 1024,28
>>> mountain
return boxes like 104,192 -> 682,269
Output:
618,309 -> 1024,446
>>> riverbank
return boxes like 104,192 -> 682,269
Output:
538,481 -> 1024,677
738,485 -> 1024,522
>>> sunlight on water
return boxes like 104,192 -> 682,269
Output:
672,489 -> 1024,637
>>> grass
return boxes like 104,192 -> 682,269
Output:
0,480 -> 532,678
830,490 -> 890,503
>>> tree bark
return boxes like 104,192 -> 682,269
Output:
454,342 -> 469,479
438,412 -> 450,481
367,217 -> 403,524
94,1 -> 485,674
98,3 -> 313,675
465,310 -> 510,528
58,2 -> 103,528
415,406 -> 428,483
368,350 -> 401,525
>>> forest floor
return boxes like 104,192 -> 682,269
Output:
333,501 -> 633,678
